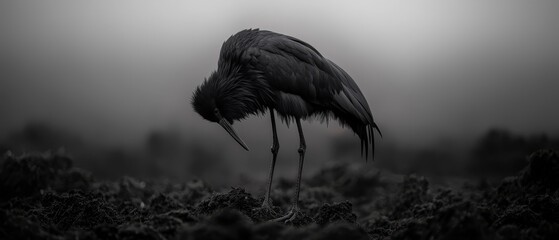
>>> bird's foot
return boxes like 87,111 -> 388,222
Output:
252,202 -> 280,220
269,207 -> 300,224
259,202 -> 279,215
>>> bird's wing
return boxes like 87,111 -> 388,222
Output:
248,33 -> 377,126
246,32 -> 382,160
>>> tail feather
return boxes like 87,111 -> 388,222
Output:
364,126 -> 369,160
365,123 -> 381,162
369,125 -> 374,160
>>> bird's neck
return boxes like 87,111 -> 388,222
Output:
219,69 -> 272,117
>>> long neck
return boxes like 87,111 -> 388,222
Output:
217,68 -> 272,120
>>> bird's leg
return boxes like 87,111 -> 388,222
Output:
272,118 -> 306,223
262,109 -> 279,213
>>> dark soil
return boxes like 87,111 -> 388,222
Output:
1,149 -> 559,239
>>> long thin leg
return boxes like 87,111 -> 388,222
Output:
271,118 -> 306,222
292,118 -> 306,211
263,108 -> 279,208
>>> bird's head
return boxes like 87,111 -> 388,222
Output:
191,71 -> 250,151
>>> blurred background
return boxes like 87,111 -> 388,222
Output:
1,0 -> 558,188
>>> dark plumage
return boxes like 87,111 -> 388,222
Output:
192,29 -> 381,222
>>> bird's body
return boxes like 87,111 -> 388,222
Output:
192,29 -> 381,222
193,29 -> 381,156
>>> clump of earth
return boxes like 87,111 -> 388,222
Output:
1,149 -> 558,239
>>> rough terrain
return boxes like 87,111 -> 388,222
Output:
1,149 -> 558,239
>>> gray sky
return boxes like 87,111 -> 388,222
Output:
1,0 -> 558,152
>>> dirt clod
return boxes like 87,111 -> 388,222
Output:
1,149 -> 559,239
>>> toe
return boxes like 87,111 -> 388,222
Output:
269,210 -> 294,223
284,211 -> 299,223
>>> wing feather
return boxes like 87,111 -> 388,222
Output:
246,30 -> 381,159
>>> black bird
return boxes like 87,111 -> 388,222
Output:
192,29 -> 381,222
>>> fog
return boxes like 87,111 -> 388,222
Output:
1,1 -> 558,182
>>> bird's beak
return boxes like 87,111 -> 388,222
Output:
218,119 -> 250,151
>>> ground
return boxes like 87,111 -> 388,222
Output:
1,149 -> 559,240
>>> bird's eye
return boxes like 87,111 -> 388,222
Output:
214,108 -> 219,114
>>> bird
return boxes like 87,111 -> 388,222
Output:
191,29 -> 381,222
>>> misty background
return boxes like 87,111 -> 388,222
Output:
1,0 -> 558,187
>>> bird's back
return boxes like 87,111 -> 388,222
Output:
220,29 -> 381,159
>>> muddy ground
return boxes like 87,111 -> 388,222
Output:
1,149 -> 558,240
